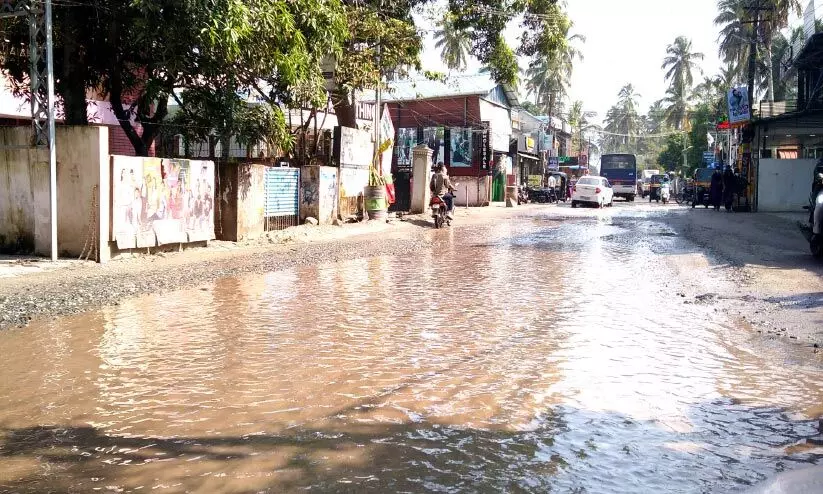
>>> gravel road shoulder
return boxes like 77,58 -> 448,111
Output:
664,207 -> 823,353
0,206 -> 524,330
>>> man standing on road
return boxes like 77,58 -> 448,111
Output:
710,168 -> 723,211
722,166 -> 736,211
547,174 -> 557,202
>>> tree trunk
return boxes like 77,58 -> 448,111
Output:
60,18 -> 89,126
332,88 -> 358,129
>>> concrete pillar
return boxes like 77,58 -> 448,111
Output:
411,144 -> 433,214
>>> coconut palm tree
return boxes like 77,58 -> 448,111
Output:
602,84 -> 642,152
524,30 -> 584,116
759,0 -> 802,101
715,0 -> 801,101
434,15 -> 472,72
661,36 -> 703,130
662,84 -> 693,130
662,36 -> 704,92
768,26 -> 804,100
715,0 -> 751,80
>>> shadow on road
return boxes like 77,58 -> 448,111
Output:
2,399 -> 821,493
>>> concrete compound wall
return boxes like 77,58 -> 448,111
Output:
757,158 -> 817,212
217,162 -> 266,242
451,175 -> 492,207
0,126 -> 110,260
301,165 -> 338,224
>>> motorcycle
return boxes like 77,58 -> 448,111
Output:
660,182 -> 671,204
800,172 -> 823,258
430,187 -> 457,229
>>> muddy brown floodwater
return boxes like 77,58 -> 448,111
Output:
1,210 -> 822,493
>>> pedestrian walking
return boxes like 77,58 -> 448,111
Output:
710,169 -> 723,211
722,166 -> 736,212
547,174 -> 557,202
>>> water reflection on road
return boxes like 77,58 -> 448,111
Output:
1,209 -> 822,493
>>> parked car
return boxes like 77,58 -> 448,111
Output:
571,176 -> 614,208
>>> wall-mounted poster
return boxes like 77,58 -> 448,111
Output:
396,128 -> 416,167
450,127 -> 472,167
336,126 -> 372,169
423,127 -> 445,165
112,157 -> 215,249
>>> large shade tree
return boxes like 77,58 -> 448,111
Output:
0,0 -> 348,156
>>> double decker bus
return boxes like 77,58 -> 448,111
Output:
599,154 -> 638,201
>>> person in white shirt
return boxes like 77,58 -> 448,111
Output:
546,174 -> 557,202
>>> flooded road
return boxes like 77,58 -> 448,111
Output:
1,206 -> 822,493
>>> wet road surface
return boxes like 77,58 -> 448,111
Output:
1,204 -> 822,493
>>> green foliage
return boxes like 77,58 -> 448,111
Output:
0,0 -> 348,156
658,134 -> 686,171
334,5 -> 422,94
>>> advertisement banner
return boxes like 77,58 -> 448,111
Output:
727,87 -> 751,124
547,156 -> 559,171
379,104 -> 394,175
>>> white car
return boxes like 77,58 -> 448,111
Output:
571,176 -> 614,208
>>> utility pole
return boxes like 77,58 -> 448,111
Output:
745,2 -> 772,112
372,0 -> 384,172
2,0 -> 57,261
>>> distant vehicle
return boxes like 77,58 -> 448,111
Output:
641,169 -> 660,197
571,175 -> 614,208
693,168 -> 714,208
642,169 -> 661,181
600,154 -> 637,201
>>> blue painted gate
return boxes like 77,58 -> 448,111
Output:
264,167 -> 300,230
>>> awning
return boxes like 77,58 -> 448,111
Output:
517,153 -> 539,161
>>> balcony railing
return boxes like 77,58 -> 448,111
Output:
756,100 -> 798,119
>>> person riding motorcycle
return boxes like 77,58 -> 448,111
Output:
430,162 -> 456,219
810,159 -> 823,224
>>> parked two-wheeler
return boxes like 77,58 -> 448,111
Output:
800,172 -> 823,258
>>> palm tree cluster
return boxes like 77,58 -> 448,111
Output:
714,0 -> 802,103
432,9 -> 585,122
523,29 -> 585,118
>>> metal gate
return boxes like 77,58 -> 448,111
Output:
264,167 -> 300,231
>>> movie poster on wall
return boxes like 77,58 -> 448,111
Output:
396,128 -> 416,167
450,127 -> 472,167
423,127 -> 444,165
112,156 -> 215,249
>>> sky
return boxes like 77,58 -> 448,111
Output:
418,0 -> 730,126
